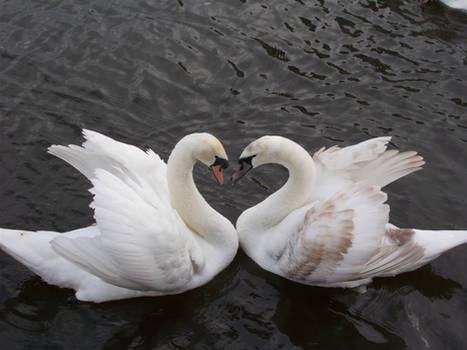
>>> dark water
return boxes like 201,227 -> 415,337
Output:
1,0 -> 466,348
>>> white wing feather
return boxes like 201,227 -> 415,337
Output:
49,131 -> 202,292
276,186 -> 389,284
48,129 -> 170,202
313,137 -> 424,190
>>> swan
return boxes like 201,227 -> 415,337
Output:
232,136 -> 467,288
0,130 -> 238,302
421,0 -> 467,10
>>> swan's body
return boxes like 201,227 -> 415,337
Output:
438,0 -> 467,10
234,136 -> 467,288
0,130 -> 237,302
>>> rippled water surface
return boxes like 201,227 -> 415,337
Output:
1,0 -> 467,349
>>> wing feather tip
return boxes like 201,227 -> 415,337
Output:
47,144 -> 65,155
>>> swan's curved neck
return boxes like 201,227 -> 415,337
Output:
167,142 -> 235,249
239,140 -> 316,232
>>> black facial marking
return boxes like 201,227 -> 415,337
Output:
238,155 -> 255,169
231,155 -> 256,183
211,155 -> 229,169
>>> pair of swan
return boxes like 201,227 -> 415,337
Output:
1,131 -> 466,302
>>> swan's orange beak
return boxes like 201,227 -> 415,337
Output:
211,165 -> 224,184
210,156 -> 228,185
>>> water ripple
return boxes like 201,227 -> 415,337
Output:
0,0 -> 466,349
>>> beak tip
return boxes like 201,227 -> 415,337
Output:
211,165 -> 224,185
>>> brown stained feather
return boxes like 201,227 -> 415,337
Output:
279,199 -> 354,281
385,226 -> 415,246
359,225 -> 425,278
360,242 -> 425,278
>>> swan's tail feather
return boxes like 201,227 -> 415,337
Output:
0,226 -> 100,290
0,226 -> 157,302
391,228 -> 467,275
360,225 -> 467,278
0,228 -> 59,279
412,228 -> 467,262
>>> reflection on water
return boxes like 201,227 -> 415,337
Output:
0,0 -> 466,349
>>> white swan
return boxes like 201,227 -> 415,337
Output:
232,136 -> 467,288
0,130 -> 238,302
421,0 -> 467,10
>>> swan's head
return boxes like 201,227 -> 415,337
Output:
232,135 -> 288,183
184,133 -> 229,184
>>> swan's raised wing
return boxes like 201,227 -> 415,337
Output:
313,137 -> 424,189
48,130 -> 202,292
277,186 -> 389,284
48,129 -> 169,203
51,168 -> 202,292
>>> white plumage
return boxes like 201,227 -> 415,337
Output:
234,136 -> 467,288
421,0 -> 467,10
438,0 -> 467,10
0,130 -> 238,302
